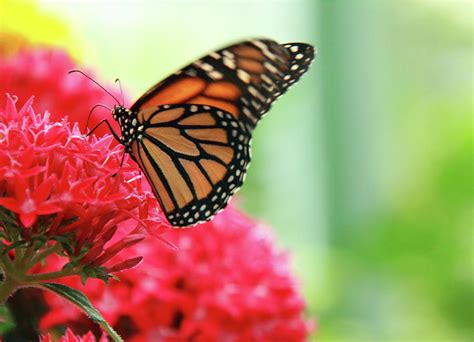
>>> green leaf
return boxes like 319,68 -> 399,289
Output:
79,265 -> 113,284
40,283 -> 123,341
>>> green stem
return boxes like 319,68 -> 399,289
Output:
25,243 -> 62,269
23,268 -> 80,282
13,245 -> 24,268
16,243 -> 36,272
0,254 -> 14,274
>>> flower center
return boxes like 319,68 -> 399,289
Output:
20,198 -> 36,214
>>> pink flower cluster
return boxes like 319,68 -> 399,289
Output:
41,209 -> 311,341
0,49 -> 121,138
0,95 -> 167,275
41,329 -> 107,342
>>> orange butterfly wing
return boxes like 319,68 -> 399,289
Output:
130,39 -> 315,131
127,39 -> 315,226
132,104 -> 251,226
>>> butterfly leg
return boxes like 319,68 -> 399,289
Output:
86,119 -> 121,142
111,151 -> 127,178
86,120 -> 126,177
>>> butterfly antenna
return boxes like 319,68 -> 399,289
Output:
68,69 -> 121,105
86,103 -> 112,131
115,78 -> 125,105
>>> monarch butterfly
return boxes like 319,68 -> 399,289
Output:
74,39 -> 315,227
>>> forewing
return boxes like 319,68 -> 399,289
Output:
132,104 -> 251,227
130,39 -> 315,131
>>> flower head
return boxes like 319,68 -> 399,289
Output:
40,329 -> 108,342
40,208 -> 312,341
0,95 -> 168,281
0,48 -> 121,138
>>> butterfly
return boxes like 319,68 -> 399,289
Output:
77,39 -> 315,227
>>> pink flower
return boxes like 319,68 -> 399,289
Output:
0,174 -> 61,228
0,48 -> 122,138
40,329 -> 108,342
40,208 -> 312,341
0,95 -> 168,279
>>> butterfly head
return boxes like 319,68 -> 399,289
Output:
111,105 -> 130,121
111,105 -> 143,150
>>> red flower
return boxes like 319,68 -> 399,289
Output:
40,208 -> 312,341
0,175 -> 61,228
0,48 -> 122,138
40,329 -> 108,342
0,95 -> 168,280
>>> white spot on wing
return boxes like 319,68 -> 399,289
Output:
200,63 -> 214,72
264,62 -> 279,74
261,74 -> 275,86
223,57 -> 236,69
209,70 -> 223,80
237,69 -> 251,83
251,40 -> 277,61
222,50 -> 234,58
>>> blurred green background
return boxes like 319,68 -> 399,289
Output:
6,0 -> 474,340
